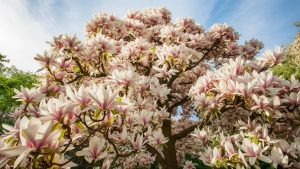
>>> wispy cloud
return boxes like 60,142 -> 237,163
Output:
0,0 -> 53,71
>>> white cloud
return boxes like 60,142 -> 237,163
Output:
0,0 -> 218,71
2,0 -> 293,72
0,0 -> 53,71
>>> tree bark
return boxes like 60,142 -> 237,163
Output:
162,139 -> 178,169
161,119 -> 178,169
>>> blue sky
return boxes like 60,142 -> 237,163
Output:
0,0 -> 299,71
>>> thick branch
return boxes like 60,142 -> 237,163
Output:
172,104 -> 236,140
172,111 -> 212,140
167,96 -> 189,112
167,39 -> 220,88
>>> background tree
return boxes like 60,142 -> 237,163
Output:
273,21 -> 300,80
0,54 -> 37,132
0,7 -> 300,169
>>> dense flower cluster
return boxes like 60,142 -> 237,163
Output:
0,7 -> 299,169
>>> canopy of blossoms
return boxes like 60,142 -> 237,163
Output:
0,7 -> 300,169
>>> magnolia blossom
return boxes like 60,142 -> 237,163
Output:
183,160 -> 195,169
135,110 -> 153,126
153,65 -> 179,79
66,85 -> 91,108
130,133 -> 146,150
260,46 -> 284,66
269,146 -> 289,168
200,147 -> 213,166
39,95 -> 77,123
211,147 -> 222,165
224,139 -> 236,159
148,129 -> 168,146
111,125 -> 128,143
89,84 -> 122,111
0,117 -> 61,168
110,68 -> 139,86
191,127 -> 209,144
13,86 -> 42,104
239,139 -> 269,166
150,84 -> 171,101
284,91 -> 300,107
76,136 -> 107,163
34,50 -> 58,70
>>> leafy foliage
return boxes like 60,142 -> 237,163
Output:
0,54 -> 37,131
273,61 -> 300,80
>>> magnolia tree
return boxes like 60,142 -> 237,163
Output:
1,7 -> 300,169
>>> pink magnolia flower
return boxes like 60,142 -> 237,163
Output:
135,110 -> 153,126
0,117 -> 61,168
278,140 -> 292,154
176,18 -> 204,34
159,25 -> 186,43
214,79 -> 237,96
224,139 -> 236,159
236,118 -> 258,131
111,125 -> 128,143
76,136 -> 107,163
110,68 -> 139,87
269,146 -> 289,168
224,57 -> 244,76
2,118 -> 21,139
101,159 -> 111,169
208,23 -> 239,41
200,147 -> 213,166
130,133 -> 146,150
150,84 -> 171,101
65,85 -> 91,108
115,96 -> 134,114
283,91 -> 300,107
235,81 -> 256,98
211,147 -> 222,165
89,84 -> 123,111
183,160 -> 195,169
251,94 -> 271,111
59,34 -> 83,53
239,139 -> 269,166
189,74 -> 213,95
34,50 -> 58,70
39,95 -> 77,123
148,129 -> 168,146
260,46 -> 284,67
85,34 -> 115,54
13,86 -> 42,104
153,64 -> 179,79
193,93 -> 221,110
191,127 -> 209,144
282,75 -> 300,92
253,71 -> 276,91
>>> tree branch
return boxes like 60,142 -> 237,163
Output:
172,104 -> 238,140
167,39 -> 221,88
172,111 -> 212,140
167,96 -> 189,112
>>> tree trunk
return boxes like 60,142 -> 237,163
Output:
161,119 -> 178,169
162,139 -> 178,169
